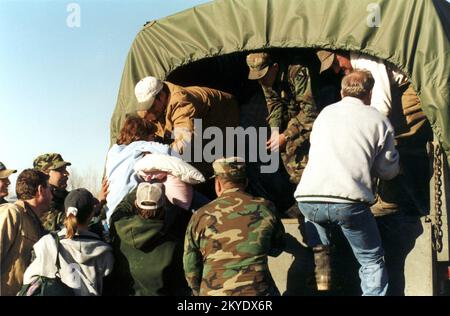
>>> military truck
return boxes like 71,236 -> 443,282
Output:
110,0 -> 450,295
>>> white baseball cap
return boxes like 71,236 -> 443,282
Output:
136,182 -> 165,210
134,76 -> 164,111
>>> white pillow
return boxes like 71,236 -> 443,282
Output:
134,154 -> 205,184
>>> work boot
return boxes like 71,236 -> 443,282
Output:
313,245 -> 332,291
371,179 -> 400,217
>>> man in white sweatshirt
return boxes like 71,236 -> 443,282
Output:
295,70 -> 400,296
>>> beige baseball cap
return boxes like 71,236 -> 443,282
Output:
136,182 -> 165,210
316,50 -> 336,74
0,162 -> 16,179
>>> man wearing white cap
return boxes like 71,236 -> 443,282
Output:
0,162 -> 17,205
134,76 -> 240,158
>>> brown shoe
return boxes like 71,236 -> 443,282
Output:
370,199 -> 399,217
313,245 -> 332,291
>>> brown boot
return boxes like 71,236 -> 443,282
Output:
313,245 -> 332,291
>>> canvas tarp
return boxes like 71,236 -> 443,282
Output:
111,0 -> 450,166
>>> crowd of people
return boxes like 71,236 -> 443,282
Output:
0,48 -> 431,296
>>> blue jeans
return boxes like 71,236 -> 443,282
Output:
298,202 -> 388,296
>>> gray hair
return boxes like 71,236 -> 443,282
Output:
341,69 -> 375,99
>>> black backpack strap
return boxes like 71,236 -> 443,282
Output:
49,232 -> 62,273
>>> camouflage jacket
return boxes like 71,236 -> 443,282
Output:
40,186 -> 68,232
282,107 -> 318,184
262,61 -> 318,184
183,188 -> 285,296
261,61 -> 317,132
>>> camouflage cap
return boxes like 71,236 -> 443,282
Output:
317,50 -> 335,74
33,153 -> 71,172
212,157 -> 246,180
246,52 -> 273,80
0,162 -> 17,179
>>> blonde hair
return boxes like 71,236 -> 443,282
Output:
64,215 -> 78,239
64,210 -> 93,239
341,69 -> 375,99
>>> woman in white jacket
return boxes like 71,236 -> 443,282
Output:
23,189 -> 114,296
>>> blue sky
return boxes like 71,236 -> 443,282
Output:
0,0 -> 211,195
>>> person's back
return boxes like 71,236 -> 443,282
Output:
24,228 -> 113,296
296,96 -> 399,204
184,157 -> 285,296
165,82 -> 239,127
22,188 -> 113,296
110,182 -> 189,296
105,116 -> 172,223
112,214 -> 188,295
296,70 -> 399,296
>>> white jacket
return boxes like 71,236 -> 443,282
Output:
23,229 -> 114,296
295,97 -> 400,204
350,52 -> 408,117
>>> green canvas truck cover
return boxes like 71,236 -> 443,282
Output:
111,0 -> 450,166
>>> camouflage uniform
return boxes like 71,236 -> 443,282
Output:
247,53 -> 318,184
33,153 -> 71,232
183,157 -> 285,296
40,186 -> 68,231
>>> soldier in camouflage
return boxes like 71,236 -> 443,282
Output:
248,52 -> 336,292
246,52 -> 318,184
33,153 -> 71,231
183,157 -> 285,296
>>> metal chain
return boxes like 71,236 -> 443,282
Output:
433,143 -> 444,253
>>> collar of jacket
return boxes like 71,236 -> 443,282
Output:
341,96 -> 367,107
50,185 -> 69,201
221,187 -> 245,196
15,200 -> 45,234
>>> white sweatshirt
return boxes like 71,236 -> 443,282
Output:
295,97 -> 400,204
23,229 -> 114,296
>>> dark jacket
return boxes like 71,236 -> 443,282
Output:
40,186 -> 68,232
109,187 -> 192,241
110,214 -> 190,296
